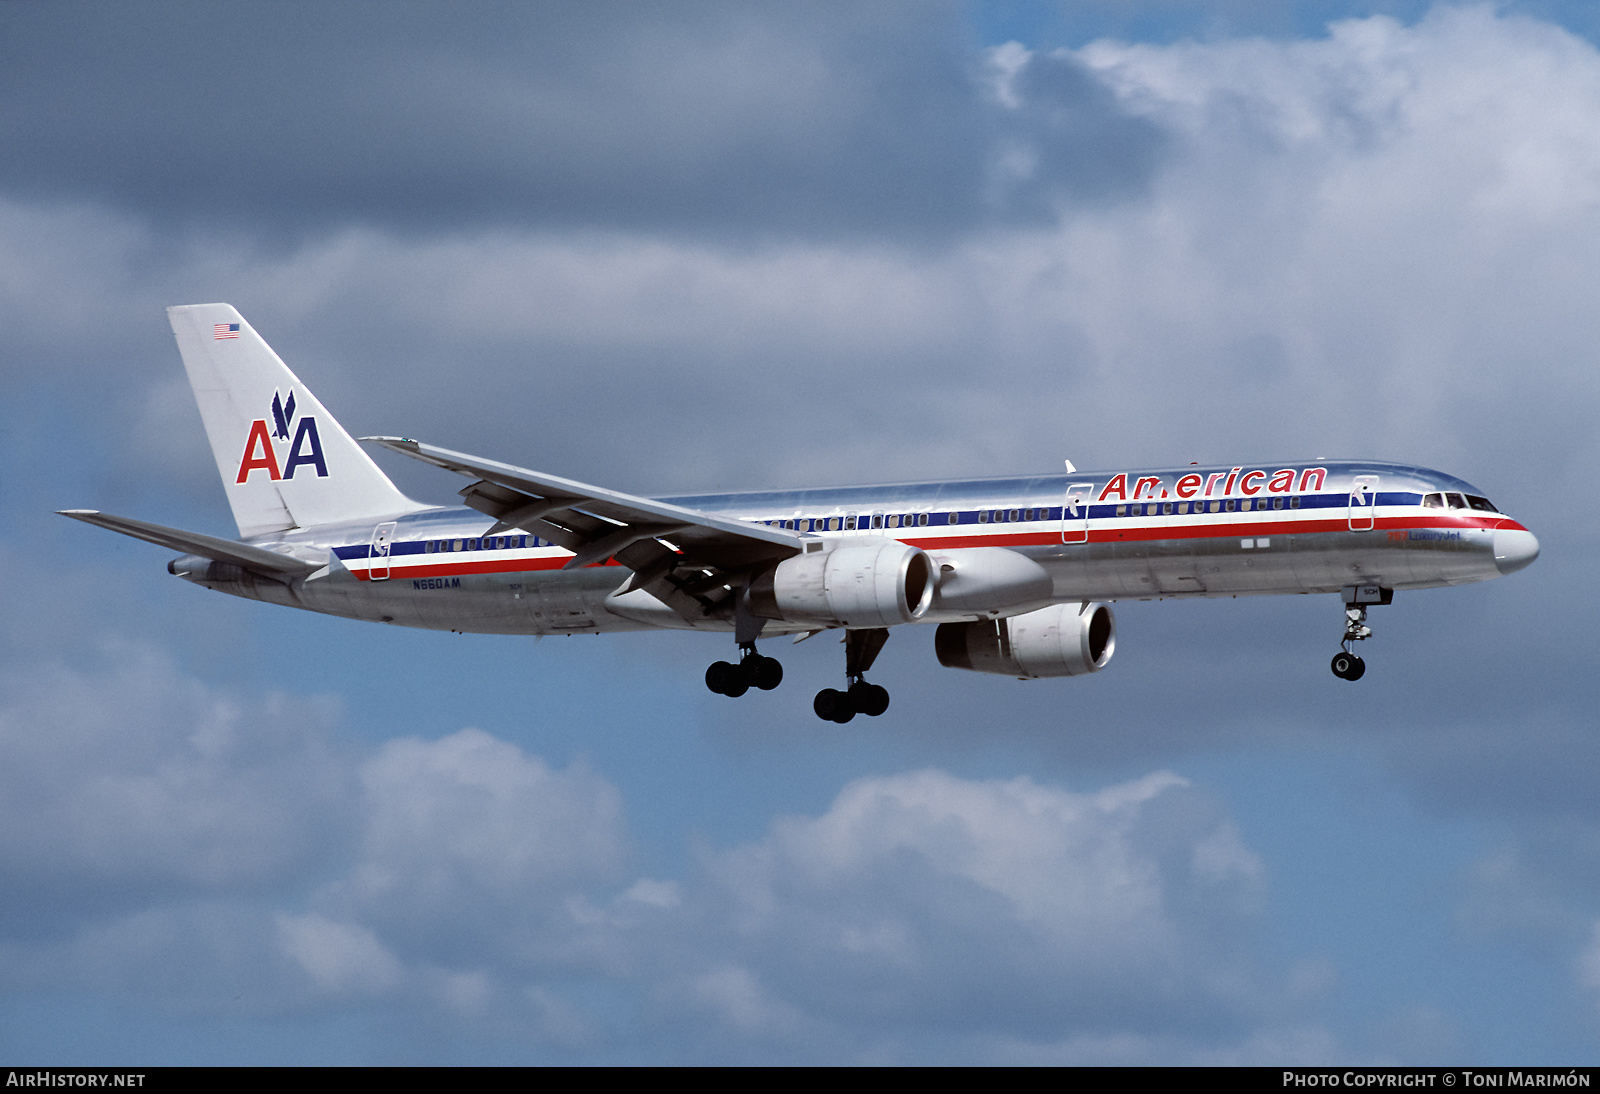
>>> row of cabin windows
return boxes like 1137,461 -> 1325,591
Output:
1117,497 -> 1300,517
765,513 -> 934,532
759,497 -> 1319,529
424,535 -> 549,553
1422,492 -> 1498,513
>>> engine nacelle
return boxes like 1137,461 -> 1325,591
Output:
934,602 -> 1116,679
750,540 -> 935,628
929,546 -> 1054,615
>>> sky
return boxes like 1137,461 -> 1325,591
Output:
1,0 -> 1598,1065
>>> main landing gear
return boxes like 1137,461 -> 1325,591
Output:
703,628 -> 893,722
814,629 -> 891,723
705,643 -> 783,697
1331,584 -> 1392,681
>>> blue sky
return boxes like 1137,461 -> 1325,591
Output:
2,0 -> 1598,1063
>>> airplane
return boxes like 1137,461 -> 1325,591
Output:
62,304 -> 1541,722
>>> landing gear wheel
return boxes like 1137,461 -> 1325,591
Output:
849,681 -> 890,717
1330,651 -> 1366,681
705,661 -> 734,694
706,660 -> 749,696
814,688 -> 855,723
747,654 -> 783,691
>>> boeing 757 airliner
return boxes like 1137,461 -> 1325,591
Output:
62,305 -> 1540,721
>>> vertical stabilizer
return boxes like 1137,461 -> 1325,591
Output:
168,304 -> 425,537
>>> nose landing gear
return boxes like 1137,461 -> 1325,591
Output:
706,643 -> 783,697
1331,585 -> 1391,681
814,628 -> 891,723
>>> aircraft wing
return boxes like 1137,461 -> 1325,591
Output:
362,437 -> 811,620
58,510 -> 321,576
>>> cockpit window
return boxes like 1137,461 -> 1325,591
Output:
1422,493 -> 1444,508
1446,492 -> 1467,509
1466,495 -> 1498,512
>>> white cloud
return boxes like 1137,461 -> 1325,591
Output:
652,768 -> 1276,1056
276,912 -> 401,996
0,640 -> 347,893
334,729 -> 628,963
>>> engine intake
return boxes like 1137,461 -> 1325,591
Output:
935,602 -> 1115,678
750,540 -> 935,628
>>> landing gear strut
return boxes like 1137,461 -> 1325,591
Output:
1331,584 -> 1391,681
706,643 -> 783,697
814,629 -> 891,723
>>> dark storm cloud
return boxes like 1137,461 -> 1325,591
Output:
0,0 -> 1163,240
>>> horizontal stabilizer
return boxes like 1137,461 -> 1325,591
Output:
58,510 -> 319,576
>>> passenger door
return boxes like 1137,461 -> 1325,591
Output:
1062,484 -> 1094,545
369,521 -> 397,580
1347,476 -> 1379,532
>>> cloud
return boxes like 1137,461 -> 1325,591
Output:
327,728 -> 629,968
276,912 -> 402,997
0,604 -> 1308,1058
0,641 -> 348,930
0,1 -> 1161,241
643,768 -> 1289,1060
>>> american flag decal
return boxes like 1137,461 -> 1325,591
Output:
214,323 -> 240,339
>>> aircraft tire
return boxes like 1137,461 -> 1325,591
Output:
707,660 -> 744,695
749,655 -> 783,691
1330,652 -> 1365,681
850,681 -> 890,717
814,688 -> 855,723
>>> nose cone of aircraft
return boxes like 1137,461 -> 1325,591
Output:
1494,527 -> 1540,575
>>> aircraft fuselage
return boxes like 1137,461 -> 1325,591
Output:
179,460 -> 1535,637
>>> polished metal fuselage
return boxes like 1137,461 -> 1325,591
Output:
186,460 -> 1534,636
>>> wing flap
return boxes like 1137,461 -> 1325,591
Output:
362,436 -> 805,570
368,435 -> 806,559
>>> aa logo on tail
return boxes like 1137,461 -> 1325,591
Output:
236,390 -> 328,483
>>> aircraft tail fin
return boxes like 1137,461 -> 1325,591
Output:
167,304 -> 425,537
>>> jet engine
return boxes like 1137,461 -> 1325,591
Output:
749,540 -> 936,628
934,601 -> 1116,678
